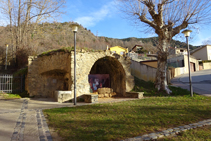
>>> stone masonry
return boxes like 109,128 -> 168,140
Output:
26,50 -> 134,99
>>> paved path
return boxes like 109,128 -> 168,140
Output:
0,98 -> 137,141
171,69 -> 211,96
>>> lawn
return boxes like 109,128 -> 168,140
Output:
159,125 -> 211,141
0,93 -> 21,99
43,78 -> 211,141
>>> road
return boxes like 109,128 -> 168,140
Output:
171,69 -> 211,96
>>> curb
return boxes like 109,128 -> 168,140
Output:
122,119 -> 211,141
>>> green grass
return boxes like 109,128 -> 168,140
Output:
44,76 -> 211,141
44,97 -> 211,141
159,126 -> 211,141
1,93 -> 21,99
132,77 -> 198,96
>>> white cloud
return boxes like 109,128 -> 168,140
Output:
75,1 -> 118,27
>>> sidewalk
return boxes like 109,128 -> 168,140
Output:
0,97 -> 137,141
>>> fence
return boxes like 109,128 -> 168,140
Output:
0,74 -> 25,93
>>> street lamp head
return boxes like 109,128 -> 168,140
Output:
71,23 -> 79,33
5,44 -> 8,48
182,29 -> 192,37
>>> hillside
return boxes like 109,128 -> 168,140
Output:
0,22 -> 197,67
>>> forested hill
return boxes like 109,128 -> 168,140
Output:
110,37 -> 197,51
0,22 -> 197,57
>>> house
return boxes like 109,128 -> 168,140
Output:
167,46 -> 200,77
190,45 -> 211,70
191,45 -> 211,60
130,45 -> 143,52
169,47 -> 188,55
109,46 -> 128,56
168,54 -> 199,78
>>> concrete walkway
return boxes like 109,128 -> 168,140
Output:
171,69 -> 211,96
0,98 -> 137,141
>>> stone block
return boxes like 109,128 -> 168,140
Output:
98,94 -> 104,98
54,91 -> 72,103
98,88 -> 113,94
83,94 -> 98,103
125,92 -> 144,99
104,94 -> 110,98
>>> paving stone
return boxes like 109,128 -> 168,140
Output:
47,136 -> 52,139
157,134 -> 164,138
167,129 -> 173,132
207,122 -> 211,125
142,134 -> 148,137
184,125 -> 190,128
162,130 -> 170,133
134,136 -> 143,141
181,129 -> 187,132
197,124 -> 203,127
175,130 -> 180,134
173,128 -> 180,131
150,135 -> 157,140
148,133 -> 157,136
164,133 -> 170,137
193,126 -> 197,129
155,132 -> 163,135
143,137 -> 151,141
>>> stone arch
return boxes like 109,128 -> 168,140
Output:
27,50 -> 134,98
72,51 -> 134,97
89,56 -> 126,96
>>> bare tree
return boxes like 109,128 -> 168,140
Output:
0,0 -> 65,67
119,0 -> 211,94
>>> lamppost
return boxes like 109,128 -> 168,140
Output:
71,23 -> 79,105
182,29 -> 193,97
5,44 -> 8,70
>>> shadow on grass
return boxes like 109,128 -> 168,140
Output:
44,97 -> 211,141
132,77 -> 198,97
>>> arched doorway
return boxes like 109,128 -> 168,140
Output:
89,56 -> 126,97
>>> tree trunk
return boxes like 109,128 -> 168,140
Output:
155,39 -> 172,94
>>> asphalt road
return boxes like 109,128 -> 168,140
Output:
171,69 -> 211,96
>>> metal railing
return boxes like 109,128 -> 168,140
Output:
0,74 -> 25,93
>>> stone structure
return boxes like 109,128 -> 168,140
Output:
26,50 -> 134,100
83,94 -> 98,103
125,92 -> 144,99
97,88 -> 116,98
54,91 -> 72,103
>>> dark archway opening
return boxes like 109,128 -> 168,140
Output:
89,56 -> 126,97
40,69 -> 71,97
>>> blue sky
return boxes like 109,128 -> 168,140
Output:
63,0 -> 143,38
62,0 -> 211,46
1,0 -> 209,46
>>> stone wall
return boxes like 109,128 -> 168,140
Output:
26,50 -> 134,98
202,62 -> 211,70
131,60 -> 157,82
27,52 -> 72,97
